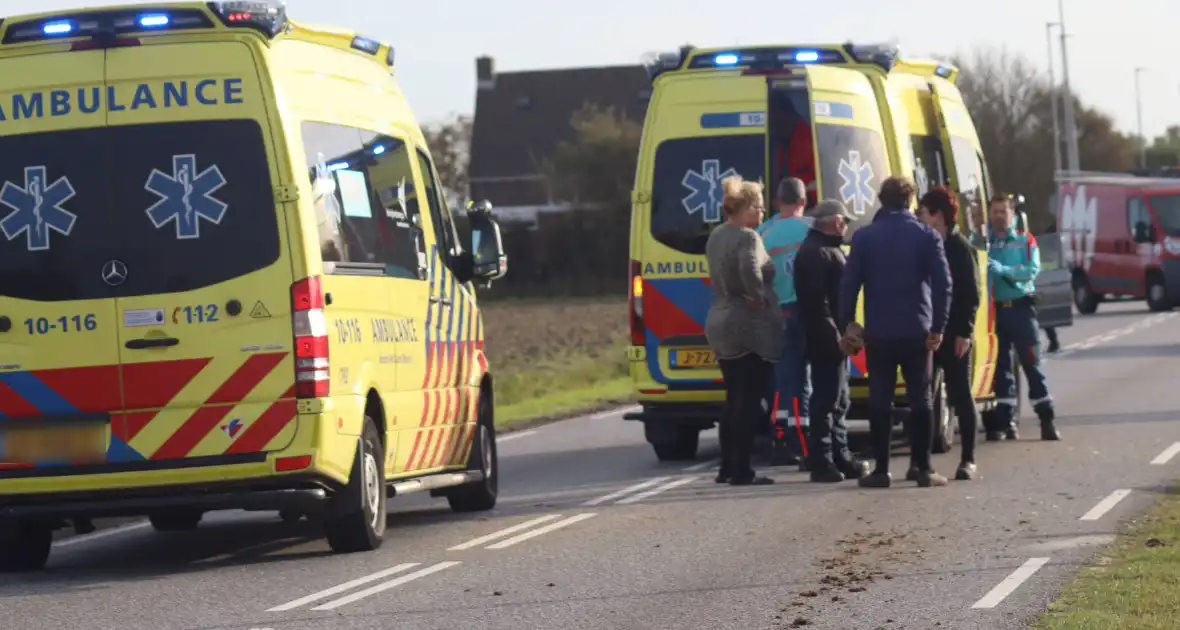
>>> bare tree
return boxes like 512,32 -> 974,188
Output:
421,114 -> 473,208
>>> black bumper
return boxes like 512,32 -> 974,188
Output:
623,403 -> 723,429
0,475 -> 333,522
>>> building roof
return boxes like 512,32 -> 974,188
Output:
468,61 -> 651,181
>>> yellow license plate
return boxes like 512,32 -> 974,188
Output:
670,349 -> 717,368
1,424 -> 108,464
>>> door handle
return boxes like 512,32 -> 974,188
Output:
125,337 -> 180,350
440,297 -> 452,306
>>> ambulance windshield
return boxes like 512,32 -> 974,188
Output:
0,119 -> 279,301
1148,194 -> 1180,237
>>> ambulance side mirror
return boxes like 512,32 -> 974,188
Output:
458,200 -> 508,288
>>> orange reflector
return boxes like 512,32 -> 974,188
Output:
639,389 -> 666,395
275,455 -> 312,472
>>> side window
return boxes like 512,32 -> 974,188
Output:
1127,197 -> 1151,242
415,150 -> 461,261
909,135 -> 950,195
949,137 -> 986,246
301,121 -> 423,279
815,124 -> 889,236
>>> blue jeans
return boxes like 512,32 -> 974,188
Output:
994,298 -> 1053,423
773,303 -> 811,450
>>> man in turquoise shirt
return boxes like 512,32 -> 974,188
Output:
987,195 -> 1060,442
758,177 -> 813,466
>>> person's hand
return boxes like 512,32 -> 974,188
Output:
745,295 -> 763,309
987,259 -> 1003,273
926,332 -> 943,351
954,336 -> 971,358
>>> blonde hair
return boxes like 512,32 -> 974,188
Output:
721,175 -> 763,217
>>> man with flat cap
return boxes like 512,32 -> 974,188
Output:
793,199 -> 870,483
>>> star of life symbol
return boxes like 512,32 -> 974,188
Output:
682,159 -> 738,223
145,154 -> 228,239
838,150 -> 876,216
0,166 -> 77,251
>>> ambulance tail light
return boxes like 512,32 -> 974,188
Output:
629,260 -> 645,346
292,276 -> 329,399
208,1 -> 289,37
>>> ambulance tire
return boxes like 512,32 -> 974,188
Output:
931,369 -> 953,454
325,417 -> 387,554
1072,273 -> 1100,315
448,389 -> 499,513
149,509 -> 203,532
1146,273 -> 1171,312
0,522 -> 51,572
647,424 -> 700,461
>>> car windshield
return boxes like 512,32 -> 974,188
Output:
1148,194 -> 1180,237
0,120 -> 279,301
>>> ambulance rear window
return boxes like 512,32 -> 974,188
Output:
0,120 -> 279,301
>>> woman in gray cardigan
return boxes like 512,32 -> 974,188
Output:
705,176 -> 783,486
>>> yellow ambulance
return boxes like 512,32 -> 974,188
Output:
625,43 -> 1001,461
0,1 -> 508,571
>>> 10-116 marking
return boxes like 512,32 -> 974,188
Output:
25,314 -> 97,335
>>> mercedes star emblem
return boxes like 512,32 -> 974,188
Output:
101,260 -> 128,287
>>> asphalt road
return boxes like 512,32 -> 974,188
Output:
4,301 -> 1179,630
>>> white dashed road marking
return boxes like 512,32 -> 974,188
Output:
1050,312 -> 1176,359
971,557 -> 1050,609
1080,489 -> 1132,521
583,477 -> 671,506
616,476 -> 698,505
484,513 -> 597,550
1151,442 -> 1180,465
682,458 -> 721,472
310,561 -> 462,611
447,514 -> 562,551
267,562 -> 422,612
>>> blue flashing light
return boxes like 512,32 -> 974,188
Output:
795,50 -> 820,63
42,20 -> 74,36
372,144 -> 386,155
328,161 -> 350,171
714,53 -> 739,66
139,14 -> 171,28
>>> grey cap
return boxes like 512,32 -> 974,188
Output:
810,198 -> 857,221
775,177 -> 807,205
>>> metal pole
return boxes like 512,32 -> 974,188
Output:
1135,67 -> 1147,169
1046,22 -> 1062,176
1058,0 -> 1081,174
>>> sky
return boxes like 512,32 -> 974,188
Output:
3,0 -> 1178,139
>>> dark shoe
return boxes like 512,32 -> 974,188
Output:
730,475 -> 775,486
797,459 -> 812,473
905,464 -> 920,482
915,470 -> 949,487
810,466 -> 845,483
1040,421 -> 1061,441
955,462 -> 977,480
858,471 -> 892,488
1047,341 -> 1061,354
836,459 -> 870,480
1004,426 -> 1019,440
714,473 -> 730,484
986,431 -> 1003,442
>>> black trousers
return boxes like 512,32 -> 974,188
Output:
934,340 -> 978,463
866,337 -> 934,473
807,355 -> 854,467
718,354 -> 773,481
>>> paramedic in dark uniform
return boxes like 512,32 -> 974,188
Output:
839,176 -> 952,488
915,187 -> 982,480
987,195 -> 1061,441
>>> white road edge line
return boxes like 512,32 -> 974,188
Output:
583,476 -> 670,506
1151,442 -> 1180,465
617,476 -> 698,505
1080,489 -> 1132,521
682,458 -> 721,472
267,562 -> 421,612
310,561 -> 462,611
971,557 -> 1050,609
447,514 -> 563,551
485,513 -> 597,550
54,521 -> 151,548
498,430 -> 537,443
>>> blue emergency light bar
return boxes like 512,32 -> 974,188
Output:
2,2 -> 287,45
687,47 -> 847,70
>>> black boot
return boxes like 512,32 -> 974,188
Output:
769,436 -> 801,466
1004,421 -> 1019,441
1036,404 -> 1061,441
858,470 -> 892,488
809,461 -> 845,483
836,458 -> 870,481
955,461 -> 977,480
905,460 -> 920,482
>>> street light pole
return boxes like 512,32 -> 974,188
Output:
1046,22 -> 1062,176
1135,67 -> 1147,169
1058,0 -> 1081,174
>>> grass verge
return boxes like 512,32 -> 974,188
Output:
1035,486 -> 1180,630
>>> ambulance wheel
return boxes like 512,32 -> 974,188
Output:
1073,273 -> 1100,314
1146,273 -> 1172,312
0,522 -> 51,572
932,369 -> 953,454
149,509 -> 203,532
448,389 -> 499,513
279,509 -> 304,524
325,417 -> 387,553
646,423 -> 700,461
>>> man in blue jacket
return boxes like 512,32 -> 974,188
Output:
839,176 -> 952,488
987,195 -> 1061,442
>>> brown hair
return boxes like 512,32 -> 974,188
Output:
990,194 -> 1012,207
877,176 -> 916,208
918,186 -> 959,224
721,175 -> 764,217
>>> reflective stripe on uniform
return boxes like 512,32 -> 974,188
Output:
995,398 -> 1018,407
1030,396 -> 1053,406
